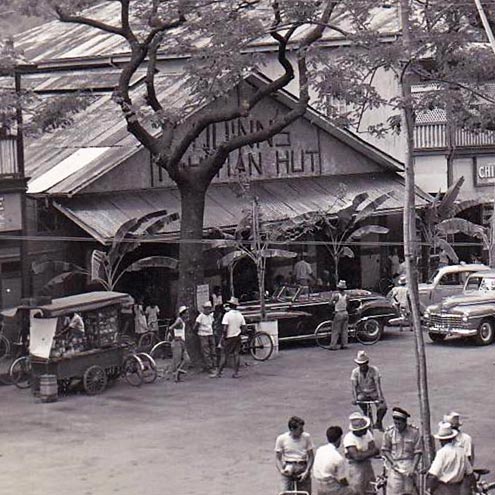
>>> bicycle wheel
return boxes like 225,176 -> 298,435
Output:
314,320 -> 333,349
0,335 -> 10,362
138,332 -> 159,351
249,331 -> 274,361
136,352 -> 158,384
150,341 -> 173,375
122,354 -> 144,387
9,356 -> 31,389
355,319 -> 383,345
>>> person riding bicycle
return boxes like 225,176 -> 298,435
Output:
382,407 -> 422,495
275,415 -> 314,494
351,351 -> 388,431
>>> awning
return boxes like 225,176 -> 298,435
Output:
54,173 -> 430,244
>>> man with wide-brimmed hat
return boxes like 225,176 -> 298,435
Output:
426,422 -> 474,495
343,412 -> 379,495
382,407 -> 422,495
215,296 -> 246,378
351,351 -> 388,431
444,412 -> 474,465
329,280 -> 349,350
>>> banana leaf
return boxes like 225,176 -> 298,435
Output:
436,176 -> 465,220
436,239 -> 459,264
348,225 -> 389,240
143,212 -> 180,236
354,192 -> 395,224
436,218 -> 488,245
32,260 -> 86,275
218,250 -> 248,268
217,248 -> 296,269
450,199 -> 484,217
123,256 -> 178,273
336,192 -> 369,230
109,210 -> 173,265
41,271 -> 85,294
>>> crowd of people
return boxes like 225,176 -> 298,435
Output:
274,350 -> 475,495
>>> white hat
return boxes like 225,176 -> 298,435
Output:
178,305 -> 188,315
227,297 -> 239,306
434,421 -> 458,440
354,350 -> 369,364
349,412 -> 371,432
337,280 -> 347,289
398,274 -> 407,285
203,301 -> 212,308
443,411 -> 462,427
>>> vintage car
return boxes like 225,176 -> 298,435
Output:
239,285 -> 398,344
423,269 -> 495,345
417,263 -> 489,313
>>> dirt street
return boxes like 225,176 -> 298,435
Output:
2,331 -> 494,495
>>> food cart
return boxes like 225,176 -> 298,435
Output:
24,291 -> 147,395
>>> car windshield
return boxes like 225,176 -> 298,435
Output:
428,269 -> 440,284
479,277 -> 495,292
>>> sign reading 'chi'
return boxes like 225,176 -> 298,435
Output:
474,157 -> 495,187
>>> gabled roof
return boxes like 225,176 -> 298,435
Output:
24,72 -> 405,197
15,2 -> 400,66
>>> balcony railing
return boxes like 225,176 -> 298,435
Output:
414,123 -> 495,150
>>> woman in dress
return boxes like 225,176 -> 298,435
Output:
134,299 -> 148,335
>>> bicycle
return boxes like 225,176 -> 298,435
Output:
137,318 -> 171,350
240,324 -> 274,361
474,468 -> 495,495
149,339 -> 188,382
278,472 -> 310,495
354,399 -> 382,429
314,319 -> 381,348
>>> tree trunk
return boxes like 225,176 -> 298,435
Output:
258,260 -> 266,320
333,253 -> 340,287
178,184 -> 207,366
400,0 -> 435,470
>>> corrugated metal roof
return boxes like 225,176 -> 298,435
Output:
54,173 -> 426,244
24,74 -> 188,195
14,2 -> 399,64
24,72 -> 404,196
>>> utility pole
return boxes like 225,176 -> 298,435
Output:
398,0 -> 434,469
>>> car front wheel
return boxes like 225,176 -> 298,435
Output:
474,319 -> 495,346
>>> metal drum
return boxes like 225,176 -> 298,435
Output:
39,374 -> 58,403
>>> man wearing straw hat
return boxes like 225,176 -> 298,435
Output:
215,297 -> 246,378
351,351 -> 388,431
382,407 -> 422,495
343,412 -> 379,495
426,422 -> 475,495
443,412 -> 474,466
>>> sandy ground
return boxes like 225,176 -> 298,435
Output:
1,330 -> 494,495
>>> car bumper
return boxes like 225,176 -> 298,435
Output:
422,325 -> 477,337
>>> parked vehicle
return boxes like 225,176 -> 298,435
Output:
417,263 -> 489,313
240,285 -> 398,344
423,270 -> 495,345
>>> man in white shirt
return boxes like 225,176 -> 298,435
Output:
313,426 -> 349,495
215,297 -> 246,378
443,412 -> 474,465
294,253 -> 315,286
343,412 -> 379,495
275,416 -> 314,494
194,301 -> 216,377
427,422 -> 474,495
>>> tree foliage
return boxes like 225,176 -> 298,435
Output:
32,210 -> 179,293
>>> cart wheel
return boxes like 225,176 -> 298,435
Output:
83,365 -> 108,395
0,334 -> 10,362
9,356 -> 31,389
138,332 -> 159,351
123,354 -> 144,387
149,341 -> 173,378
137,352 -> 158,384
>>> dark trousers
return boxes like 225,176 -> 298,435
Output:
218,335 -> 241,375
199,335 -> 216,371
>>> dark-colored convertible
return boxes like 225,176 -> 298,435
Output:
240,285 -> 398,344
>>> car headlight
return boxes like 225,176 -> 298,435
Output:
423,309 -> 430,320
462,313 -> 469,323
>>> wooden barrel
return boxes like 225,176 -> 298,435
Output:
39,374 -> 58,403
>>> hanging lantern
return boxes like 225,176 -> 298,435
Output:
0,125 -> 17,177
